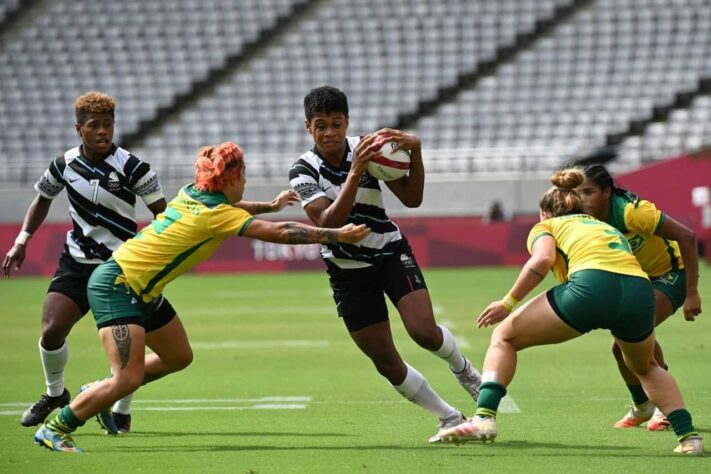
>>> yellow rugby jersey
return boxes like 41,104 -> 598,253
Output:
113,184 -> 254,301
527,214 -> 648,283
607,192 -> 683,277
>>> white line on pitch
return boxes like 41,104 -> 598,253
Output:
439,319 -> 456,328
191,340 -> 330,349
133,397 -> 311,404
139,404 -> 307,411
454,336 -> 471,349
212,289 -> 332,299
183,306 -> 335,316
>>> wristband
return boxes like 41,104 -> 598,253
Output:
501,292 -> 520,312
15,230 -> 32,247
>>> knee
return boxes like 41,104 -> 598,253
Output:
174,347 -> 193,371
162,346 -> 194,373
628,358 -> 660,378
111,373 -> 143,397
369,352 -> 403,379
491,327 -> 518,351
407,324 -> 440,351
41,320 -> 71,348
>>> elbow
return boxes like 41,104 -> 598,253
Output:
402,194 -> 424,208
681,227 -> 696,245
530,255 -> 554,273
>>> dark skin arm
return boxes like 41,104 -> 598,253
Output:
3,194 -> 52,276
656,215 -> 701,321
147,198 -> 167,218
378,128 -> 425,208
303,133 -> 386,228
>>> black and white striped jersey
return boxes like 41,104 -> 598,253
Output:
289,136 -> 403,269
34,144 -> 164,264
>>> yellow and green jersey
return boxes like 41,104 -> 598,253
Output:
527,214 -> 648,283
607,192 -> 683,277
113,184 -> 254,301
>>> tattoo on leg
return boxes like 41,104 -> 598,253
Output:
112,325 -> 131,369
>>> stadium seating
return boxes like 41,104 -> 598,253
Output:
612,94 -> 711,172
416,0 -> 711,173
0,0 -> 708,182
0,0 -> 20,23
0,0 -> 303,181
133,0 -> 570,178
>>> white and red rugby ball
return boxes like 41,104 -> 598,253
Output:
367,141 -> 411,181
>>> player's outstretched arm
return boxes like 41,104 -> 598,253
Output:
477,235 -> 555,328
234,190 -> 299,215
3,194 -> 52,277
241,220 -> 369,245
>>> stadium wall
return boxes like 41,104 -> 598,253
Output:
0,215 -> 537,276
615,152 -> 711,263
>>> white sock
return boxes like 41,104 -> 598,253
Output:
432,325 -> 466,372
393,363 -> 458,419
39,338 -> 68,397
113,392 -> 134,415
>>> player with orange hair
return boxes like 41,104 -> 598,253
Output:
439,169 -> 702,455
33,141 -> 370,453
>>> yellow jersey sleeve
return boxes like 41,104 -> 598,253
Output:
527,221 -> 552,254
624,199 -> 665,236
207,205 -> 255,239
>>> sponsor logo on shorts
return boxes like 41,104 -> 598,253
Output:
656,273 -> 679,285
400,253 -> 415,268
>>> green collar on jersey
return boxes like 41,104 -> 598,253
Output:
184,184 -> 229,208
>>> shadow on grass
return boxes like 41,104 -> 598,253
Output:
102,439 -> 707,458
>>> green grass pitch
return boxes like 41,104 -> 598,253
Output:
1,265 -> 709,473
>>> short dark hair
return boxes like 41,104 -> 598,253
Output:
304,86 -> 348,120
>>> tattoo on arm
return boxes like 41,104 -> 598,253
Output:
112,325 -> 131,369
528,267 -> 545,279
284,223 -> 338,244
234,201 -> 274,215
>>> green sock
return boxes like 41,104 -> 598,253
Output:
47,406 -> 85,433
475,381 -> 507,418
626,384 -> 649,405
667,409 -> 697,441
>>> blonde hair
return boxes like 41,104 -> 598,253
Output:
539,168 -> 585,217
194,142 -> 244,192
75,91 -> 116,123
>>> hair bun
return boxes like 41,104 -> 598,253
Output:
551,169 -> 584,190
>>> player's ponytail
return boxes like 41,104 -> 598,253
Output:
194,142 -> 244,192
539,168 -> 584,217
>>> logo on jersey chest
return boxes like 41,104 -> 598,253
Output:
108,171 -> 121,192
627,234 -> 645,253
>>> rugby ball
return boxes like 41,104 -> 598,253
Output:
368,142 -> 411,181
